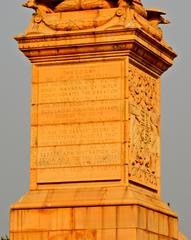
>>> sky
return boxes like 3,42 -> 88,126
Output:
0,0 -> 190,238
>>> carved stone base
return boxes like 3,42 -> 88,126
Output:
10,187 -> 179,240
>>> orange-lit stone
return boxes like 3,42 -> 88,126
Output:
10,0 -> 187,239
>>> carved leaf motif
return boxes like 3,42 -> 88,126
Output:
128,65 -> 159,190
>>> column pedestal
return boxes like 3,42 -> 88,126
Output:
10,7 -> 179,240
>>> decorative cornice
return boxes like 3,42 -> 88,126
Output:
15,28 -> 177,75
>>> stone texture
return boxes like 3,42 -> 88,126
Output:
10,1 -> 185,239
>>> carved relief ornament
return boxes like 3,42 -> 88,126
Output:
22,0 -> 169,42
128,65 -> 160,190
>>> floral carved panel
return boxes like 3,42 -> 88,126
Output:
128,64 -> 160,191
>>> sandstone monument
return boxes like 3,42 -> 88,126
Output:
10,0 -> 186,239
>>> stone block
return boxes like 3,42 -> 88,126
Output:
138,206 -> 147,229
103,206 -> 117,229
35,143 -> 121,169
169,217 -> 179,239
33,100 -> 124,125
102,229 -> 116,240
117,206 -> 138,228
86,207 -> 102,229
117,229 -> 136,240
158,236 -> 170,240
21,209 -> 40,231
73,230 -> 97,240
147,210 -> 159,233
37,78 -> 122,104
149,232 -> 159,240
74,207 -> 87,229
11,232 -> 48,240
30,168 -> 37,190
31,104 -> 37,126
10,210 -> 22,232
36,122 -> 123,147
32,84 -> 38,105
158,213 -> 169,236
48,230 -> 72,240
31,126 -> 37,147
50,208 -> 73,230
137,229 -> 148,240
37,165 -> 121,183
36,60 -> 123,83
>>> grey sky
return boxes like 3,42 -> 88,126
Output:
0,0 -> 190,238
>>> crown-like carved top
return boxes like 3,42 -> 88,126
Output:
22,0 -> 171,44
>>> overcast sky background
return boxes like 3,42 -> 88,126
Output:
0,0 -> 190,238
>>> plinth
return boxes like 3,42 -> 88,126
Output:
10,5 -> 181,240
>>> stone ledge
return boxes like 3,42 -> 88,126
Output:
11,186 -> 177,217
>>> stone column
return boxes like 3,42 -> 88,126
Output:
10,5 -> 180,240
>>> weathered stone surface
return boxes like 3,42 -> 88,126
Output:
10,2 -> 185,239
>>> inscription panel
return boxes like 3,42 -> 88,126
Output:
37,165 -> 121,183
36,60 -> 123,83
33,122 -> 123,147
31,60 -> 125,184
38,78 -> 122,104
128,64 -> 160,191
33,143 -> 121,168
32,100 -> 124,125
